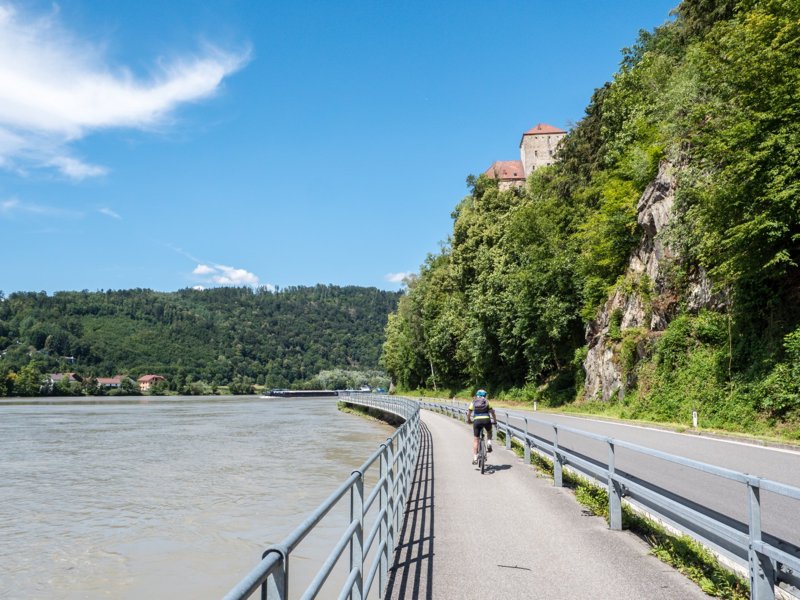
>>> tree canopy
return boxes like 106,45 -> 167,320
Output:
382,0 -> 800,433
0,285 -> 399,396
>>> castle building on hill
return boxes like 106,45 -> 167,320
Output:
484,123 -> 567,190
483,160 -> 525,189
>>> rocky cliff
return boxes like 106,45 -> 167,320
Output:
582,161 -> 721,401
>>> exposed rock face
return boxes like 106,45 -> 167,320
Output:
583,161 -> 719,401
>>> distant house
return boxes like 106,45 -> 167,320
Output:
97,375 -> 128,389
137,374 -> 166,391
48,372 -> 82,385
46,372 -> 82,393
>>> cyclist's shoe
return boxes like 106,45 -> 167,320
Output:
472,455 -> 478,465
487,441 -> 493,453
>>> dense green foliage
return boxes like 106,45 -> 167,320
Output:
382,0 -> 800,435
0,286 -> 399,396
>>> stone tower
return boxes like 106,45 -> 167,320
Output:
519,123 -> 567,176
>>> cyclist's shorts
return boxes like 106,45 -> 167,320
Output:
473,420 -> 492,438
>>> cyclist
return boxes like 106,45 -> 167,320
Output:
467,389 -> 496,465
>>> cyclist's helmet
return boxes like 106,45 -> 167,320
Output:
476,389 -> 487,397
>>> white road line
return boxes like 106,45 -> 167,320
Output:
505,410 -> 800,456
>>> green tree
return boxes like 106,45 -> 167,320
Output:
15,362 -> 43,396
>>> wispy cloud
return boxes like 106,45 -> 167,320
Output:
50,156 -> 108,179
0,197 -> 82,218
385,271 -> 413,284
167,243 -> 203,264
0,3 -> 250,180
98,207 -> 121,219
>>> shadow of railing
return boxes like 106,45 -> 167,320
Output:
384,421 -> 434,600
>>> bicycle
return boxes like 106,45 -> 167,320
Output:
477,423 -> 495,474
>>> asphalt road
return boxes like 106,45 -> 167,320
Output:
384,410 -> 710,600
479,407 -> 800,549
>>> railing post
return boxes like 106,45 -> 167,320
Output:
504,412 -> 511,449
523,418 -> 530,464
552,425 -> 563,487
608,440 -> 622,531
261,547 -> 287,600
350,472 -> 364,600
748,479 -> 776,599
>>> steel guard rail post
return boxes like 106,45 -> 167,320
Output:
222,393 -> 420,600
415,397 -> 800,600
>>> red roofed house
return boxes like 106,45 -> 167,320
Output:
97,375 -> 127,389
484,160 -> 526,191
47,373 -> 82,391
138,374 -> 166,391
48,372 -> 81,384
483,122 -> 567,187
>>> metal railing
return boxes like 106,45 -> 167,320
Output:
419,398 -> 800,600
223,394 -> 420,600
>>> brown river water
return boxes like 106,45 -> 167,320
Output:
0,396 -> 394,599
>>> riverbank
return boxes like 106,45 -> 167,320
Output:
337,400 -> 405,427
0,394 -> 268,405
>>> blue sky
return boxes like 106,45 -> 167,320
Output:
0,0 -> 678,294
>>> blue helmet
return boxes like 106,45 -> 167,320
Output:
476,389 -> 487,397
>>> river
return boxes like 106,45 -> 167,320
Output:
0,395 -> 395,599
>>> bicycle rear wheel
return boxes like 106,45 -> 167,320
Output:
479,436 -> 486,474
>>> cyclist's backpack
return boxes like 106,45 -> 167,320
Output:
473,396 -> 488,413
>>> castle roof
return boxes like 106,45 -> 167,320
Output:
522,123 -> 566,136
484,160 -> 525,181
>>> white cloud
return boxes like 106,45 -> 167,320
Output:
385,272 -> 413,284
98,207 -> 121,219
0,3 -> 250,179
211,264 -> 259,286
193,264 -> 215,275
192,262 -> 261,287
192,285 -> 206,291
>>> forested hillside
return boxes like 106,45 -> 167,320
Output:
0,285 -> 399,395
381,0 -> 800,437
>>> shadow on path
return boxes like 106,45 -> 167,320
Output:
384,421 -> 434,600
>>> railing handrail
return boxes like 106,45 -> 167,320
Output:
417,398 -> 800,600
223,393 -> 419,600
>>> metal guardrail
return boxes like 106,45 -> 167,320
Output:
223,394 -> 420,600
419,398 -> 800,600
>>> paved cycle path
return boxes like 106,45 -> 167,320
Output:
385,409 -> 709,600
